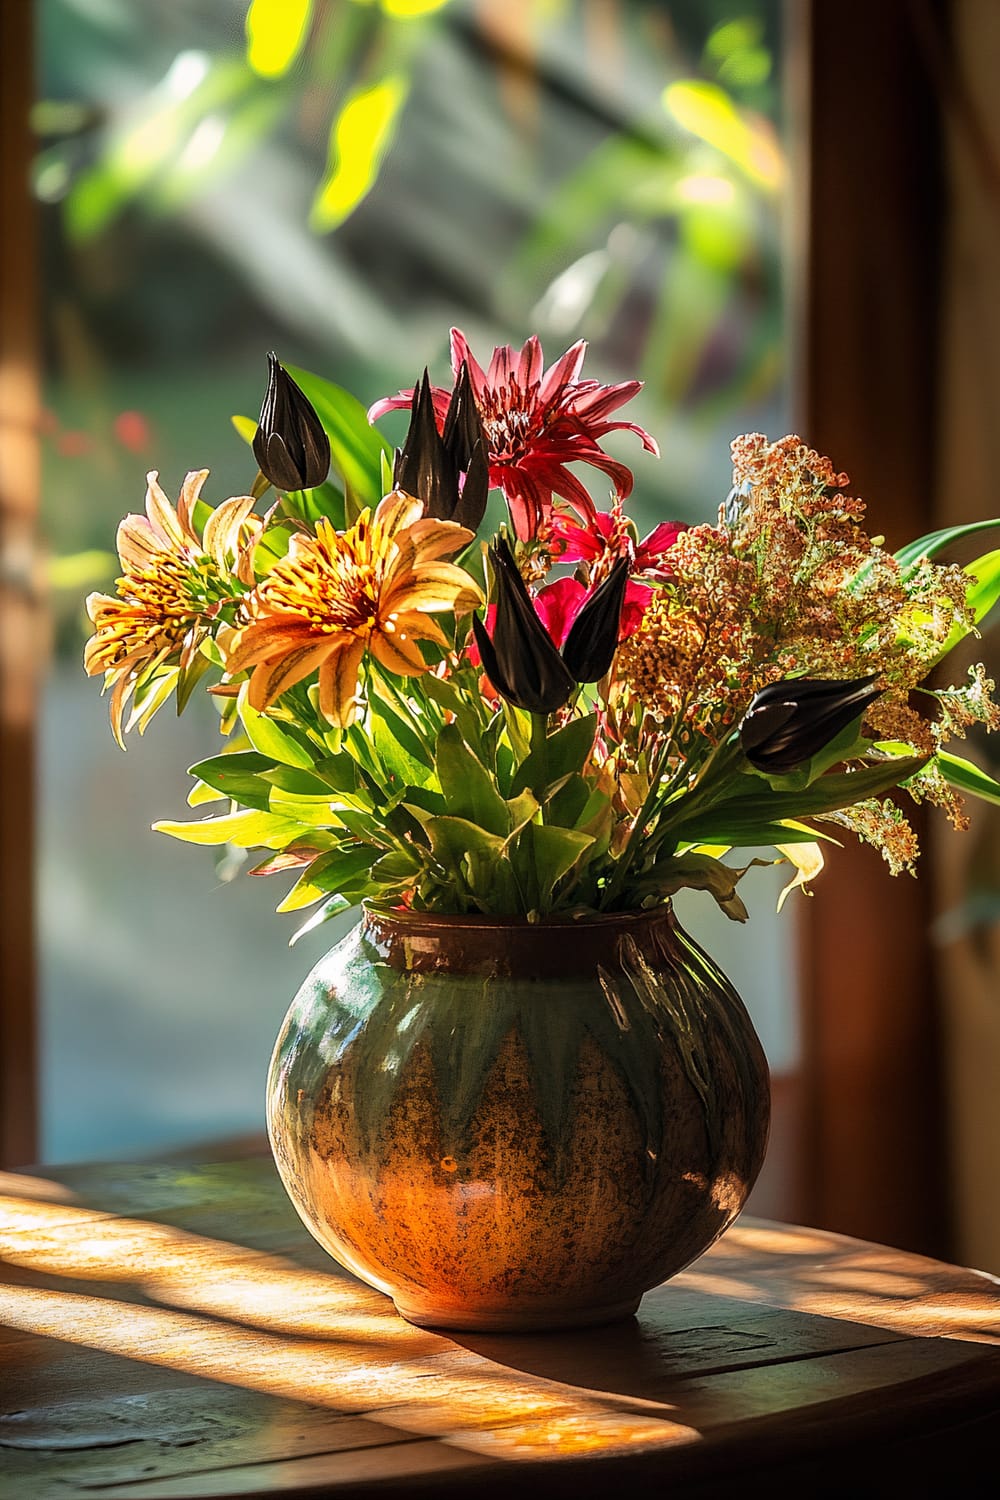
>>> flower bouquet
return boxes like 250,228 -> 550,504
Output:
84,331 -> 1000,1331
86,330 -> 1000,929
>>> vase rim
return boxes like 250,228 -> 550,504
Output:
360,901 -> 673,931
359,902 -> 677,979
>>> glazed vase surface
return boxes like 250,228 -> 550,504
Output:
266,905 -> 770,1332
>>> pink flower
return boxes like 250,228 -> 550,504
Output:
551,510 -> 686,579
550,509 -> 687,638
369,329 -> 659,542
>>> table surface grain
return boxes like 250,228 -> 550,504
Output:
0,1154 -> 998,1499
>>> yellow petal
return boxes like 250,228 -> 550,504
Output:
144,470 -> 188,551
176,469 -> 210,543
203,493 -> 257,572
404,516 -> 475,561
223,617 -> 325,676
116,514 -> 168,573
387,562 -> 483,613
247,639 -> 335,712
318,636 -> 366,727
776,842 -> 825,913
371,627 -> 427,676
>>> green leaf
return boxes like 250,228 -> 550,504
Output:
154,809 -> 310,849
263,764 -> 344,796
126,666 -> 179,736
435,725 -> 509,835
371,709 -> 430,790
893,518 -> 1000,569
627,852 -> 769,921
670,755 -> 928,846
937,750 -> 1000,807
965,547 -> 1000,626
189,750 -> 277,808
935,548 -> 1000,661
280,480 -> 347,529
276,845 -> 378,912
239,692 -> 317,768
284,366 -> 391,513
510,713 -> 598,797
516,824 -> 595,910
176,650 -> 213,715
425,815 -> 505,874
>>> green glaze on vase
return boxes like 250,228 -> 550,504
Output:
266,904 -> 770,1332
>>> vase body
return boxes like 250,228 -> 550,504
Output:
267,905 -> 770,1332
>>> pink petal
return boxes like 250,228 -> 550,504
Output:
636,521 -> 686,566
538,340 -> 587,404
517,334 -> 543,388
588,416 -> 660,456
449,328 -> 489,397
534,577 -> 587,648
368,385 -> 452,433
367,389 -> 415,423
568,379 -> 642,420
550,511 -> 615,563
497,466 -> 548,541
621,581 -> 653,639
486,342 -> 515,390
536,456 -> 599,522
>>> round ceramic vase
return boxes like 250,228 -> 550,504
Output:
266,905 -> 770,1333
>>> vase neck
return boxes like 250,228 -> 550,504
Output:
360,906 -> 677,979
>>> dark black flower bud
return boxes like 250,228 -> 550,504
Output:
561,555 -> 629,683
394,363 -> 488,531
253,353 -> 331,491
474,539 -> 575,714
740,674 -> 882,774
394,370 -> 458,520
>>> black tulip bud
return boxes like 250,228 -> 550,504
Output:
740,675 -> 883,774
562,556 -> 629,683
394,362 -> 488,531
253,353 -> 331,492
473,539 -> 576,714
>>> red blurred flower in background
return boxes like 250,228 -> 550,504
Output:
369,329 -> 658,542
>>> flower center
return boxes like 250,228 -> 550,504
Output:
260,540 -> 381,636
478,381 -> 545,464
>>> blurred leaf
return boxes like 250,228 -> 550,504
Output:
310,74 -> 409,232
246,0 -> 312,79
663,80 -> 783,190
380,0 -> 452,17
65,58 -> 256,240
48,550 -> 116,591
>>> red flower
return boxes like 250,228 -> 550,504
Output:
369,329 -> 659,542
551,510 -> 686,578
551,508 -> 687,637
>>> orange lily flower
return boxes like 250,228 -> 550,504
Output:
222,489 -> 482,728
84,470 -> 261,746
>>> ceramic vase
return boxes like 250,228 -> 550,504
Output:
267,904 -> 770,1332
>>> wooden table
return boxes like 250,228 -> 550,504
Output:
1,1155 -> 998,1499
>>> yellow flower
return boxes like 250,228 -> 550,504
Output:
223,489 -> 482,728
84,470 -> 261,746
